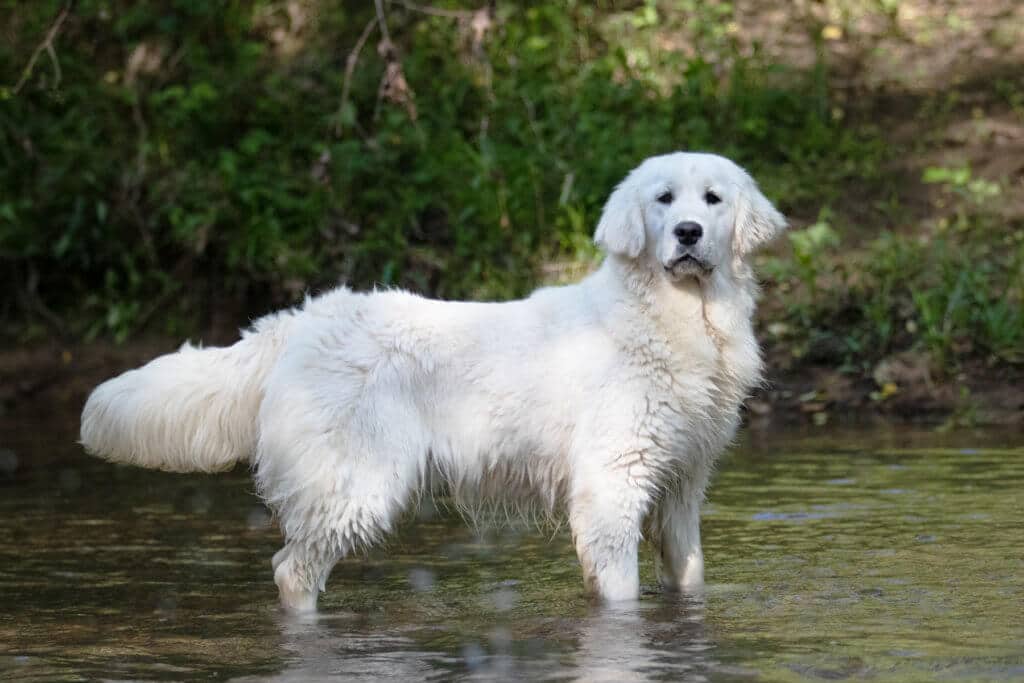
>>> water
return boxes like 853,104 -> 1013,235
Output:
1,424 -> 1022,681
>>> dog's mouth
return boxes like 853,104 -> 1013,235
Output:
664,253 -> 712,276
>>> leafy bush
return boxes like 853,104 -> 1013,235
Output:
764,208 -> 1024,371
1,1 -> 878,341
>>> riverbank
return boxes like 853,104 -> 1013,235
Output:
2,338 -> 1019,432
3,2 -> 1020,429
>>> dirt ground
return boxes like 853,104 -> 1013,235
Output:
739,0 -> 1024,426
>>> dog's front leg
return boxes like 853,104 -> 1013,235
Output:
656,487 -> 705,592
569,470 -> 653,602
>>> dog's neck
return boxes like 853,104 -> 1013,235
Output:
590,255 -> 757,339
587,254 -> 764,403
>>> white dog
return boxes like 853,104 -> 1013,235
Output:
81,152 -> 785,612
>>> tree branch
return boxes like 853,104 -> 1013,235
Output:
335,16 -> 379,136
392,0 -> 473,19
12,3 -> 72,94
371,1 -> 418,124
373,0 -> 392,46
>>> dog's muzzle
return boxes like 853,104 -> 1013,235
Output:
664,252 -> 713,276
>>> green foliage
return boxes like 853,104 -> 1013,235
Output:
1,1 -> 880,341
764,211 -> 1024,372
788,213 -> 841,300
4,1 -> 1016,376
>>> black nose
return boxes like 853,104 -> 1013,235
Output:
673,221 -> 703,246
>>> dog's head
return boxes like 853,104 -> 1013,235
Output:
594,152 -> 786,281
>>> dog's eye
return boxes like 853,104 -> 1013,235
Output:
656,191 -> 674,205
704,190 -> 722,205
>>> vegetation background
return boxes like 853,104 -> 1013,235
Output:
1,0 -> 1022,425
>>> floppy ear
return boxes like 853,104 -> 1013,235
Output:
734,181 -> 787,256
594,182 -> 645,259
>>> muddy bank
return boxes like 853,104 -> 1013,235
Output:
3,340 -> 1020,435
754,356 -> 1023,428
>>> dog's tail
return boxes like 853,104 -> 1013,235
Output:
80,313 -> 291,473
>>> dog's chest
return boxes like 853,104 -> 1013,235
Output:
637,325 -> 755,462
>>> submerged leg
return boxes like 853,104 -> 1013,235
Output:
271,545 -> 289,572
257,388 -> 428,612
656,487 -> 705,591
569,468 -> 654,602
267,457 -> 422,612
272,542 -> 335,613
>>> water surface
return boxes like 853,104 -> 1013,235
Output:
1,425 -> 1022,681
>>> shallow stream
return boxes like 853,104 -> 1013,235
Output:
1,425 -> 1022,681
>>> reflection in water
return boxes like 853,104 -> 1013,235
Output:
0,426 -> 1022,681
249,596 -> 719,682
262,614 -> 442,682
567,599 -> 716,682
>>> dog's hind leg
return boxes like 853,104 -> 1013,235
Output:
271,482 -> 412,613
271,545 -> 289,572
268,445 -> 427,611
272,542 -> 339,613
258,378 -> 430,611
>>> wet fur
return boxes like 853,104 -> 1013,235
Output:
81,152 -> 786,611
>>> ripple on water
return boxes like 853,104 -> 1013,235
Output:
0,430 -> 1021,681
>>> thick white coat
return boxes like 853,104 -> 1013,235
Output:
80,152 -> 786,611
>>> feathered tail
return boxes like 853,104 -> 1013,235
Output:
80,314 -> 289,473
